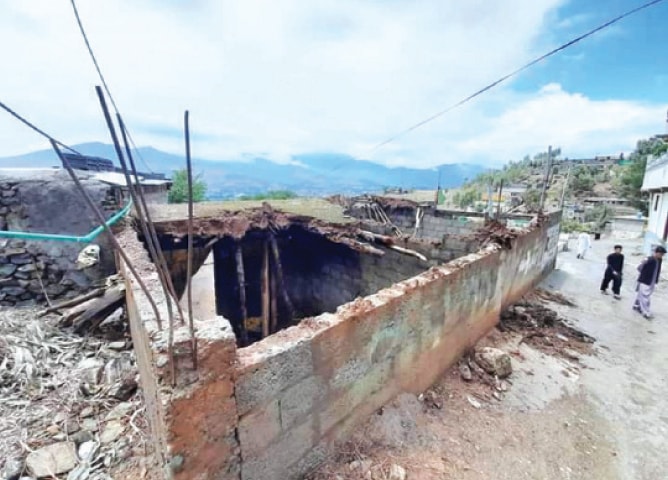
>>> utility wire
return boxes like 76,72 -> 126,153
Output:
0,99 -> 81,155
371,0 -> 667,152
69,0 -> 154,173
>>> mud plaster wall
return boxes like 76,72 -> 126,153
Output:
0,170 -> 118,306
234,212 -> 562,480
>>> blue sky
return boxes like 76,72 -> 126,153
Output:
515,0 -> 668,103
0,0 -> 666,168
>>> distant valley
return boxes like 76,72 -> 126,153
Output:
0,142 -> 485,199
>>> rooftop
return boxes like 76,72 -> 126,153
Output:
148,198 -> 353,225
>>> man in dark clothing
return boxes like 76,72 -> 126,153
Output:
601,245 -> 624,299
633,245 -> 666,319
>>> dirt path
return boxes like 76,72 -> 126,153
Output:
311,237 -> 668,480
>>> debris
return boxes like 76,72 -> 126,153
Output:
37,287 -> 106,317
108,341 -> 127,351
78,441 -> 99,462
388,464 -> 407,480
77,358 -> 104,385
100,420 -> 125,444
2,457 -> 23,480
109,377 -> 138,401
72,285 -> 125,334
26,441 -> 78,477
474,347 -> 513,379
459,362 -> 473,381
423,390 -> 443,409
531,288 -> 576,307
466,396 -> 482,409
76,244 -> 100,270
105,402 -> 133,421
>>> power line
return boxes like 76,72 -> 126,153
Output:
69,0 -> 154,173
0,99 -> 81,155
371,0 -> 667,152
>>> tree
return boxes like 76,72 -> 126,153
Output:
168,169 -> 207,204
571,166 -> 595,192
615,137 -> 668,214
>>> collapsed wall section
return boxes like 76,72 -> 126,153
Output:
235,212 -> 561,480
0,170 -> 119,306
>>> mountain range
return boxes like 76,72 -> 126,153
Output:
0,142 -> 485,199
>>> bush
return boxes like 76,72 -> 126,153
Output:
168,169 -> 207,204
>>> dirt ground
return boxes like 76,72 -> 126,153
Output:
310,236 -> 668,480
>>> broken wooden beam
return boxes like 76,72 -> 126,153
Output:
72,285 -> 126,334
268,233 -> 294,316
38,287 -> 106,317
235,243 -> 250,346
358,230 -> 427,261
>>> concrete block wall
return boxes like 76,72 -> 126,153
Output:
386,207 -> 484,241
119,228 -> 241,480
234,212 -> 561,480
0,171 -> 118,306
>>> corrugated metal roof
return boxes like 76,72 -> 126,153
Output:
92,171 -> 170,186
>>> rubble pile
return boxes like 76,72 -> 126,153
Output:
470,220 -> 519,249
498,294 -> 595,358
0,308 -> 152,480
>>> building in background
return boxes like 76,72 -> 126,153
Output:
641,151 -> 668,252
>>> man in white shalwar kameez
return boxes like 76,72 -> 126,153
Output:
576,232 -> 591,259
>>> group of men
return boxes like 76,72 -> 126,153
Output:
577,231 -> 665,319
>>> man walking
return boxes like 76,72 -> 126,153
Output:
633,245 -> 666,319
576,231 -> 591,259
600,245 -> 624,299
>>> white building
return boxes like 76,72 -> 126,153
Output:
641,151 -> 668,252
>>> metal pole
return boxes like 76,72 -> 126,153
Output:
184,110 -> 198,369
539,145 -> 552,211
496,179 -> 504,219
560,165 -> 572,209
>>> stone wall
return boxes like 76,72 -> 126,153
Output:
0,170 -> 119,306
122,212 -> 561,480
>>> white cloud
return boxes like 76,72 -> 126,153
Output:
0,0 -> 664,169
455,83 -> 665,164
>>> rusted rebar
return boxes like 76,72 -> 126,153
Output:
184,110 -> 198,368
93,86 -> 175,385
117,113 -> 186,325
